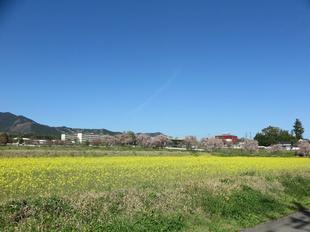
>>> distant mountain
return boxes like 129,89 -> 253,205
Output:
0,112 -> 60,136
55,126 -> 120,136
0,112 -> 119,138
0,112 -> 162,138
136,132 -> 164,137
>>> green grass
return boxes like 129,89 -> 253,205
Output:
0,176 -> 309,231
0,145 -> 296,157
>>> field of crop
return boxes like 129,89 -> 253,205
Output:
0,155 -> 310,231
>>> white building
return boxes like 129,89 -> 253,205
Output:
61,134 -> 78,143
61,133 -> 102,143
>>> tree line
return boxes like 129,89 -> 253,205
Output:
1,118 -> 309,156
254,119 -> 305,146
86,133 -> 260,153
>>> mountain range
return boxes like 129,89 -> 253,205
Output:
0,112 -> 162,138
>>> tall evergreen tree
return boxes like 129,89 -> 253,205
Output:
293,119 -> 304,140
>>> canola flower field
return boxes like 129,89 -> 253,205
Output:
0,155 -> 310,231
0,156 -> 310,200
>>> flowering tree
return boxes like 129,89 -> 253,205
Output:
102,135 -> 118,147
151,135 -> 170,148
269,144 -> 284,153
136,134 -> 152,148
118,132 -> 136,146
243,139 -> 259,153
183,136 -> 198,150
298,141 -> 310,156
91,139 -> 102,146
201,137 -> 224,151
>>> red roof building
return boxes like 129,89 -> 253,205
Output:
215,134 -> 238,145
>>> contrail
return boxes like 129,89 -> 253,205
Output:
129,69 -> 180,115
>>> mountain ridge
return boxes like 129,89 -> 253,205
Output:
0,112 -> 163,138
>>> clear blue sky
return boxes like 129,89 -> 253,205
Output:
1,0 -> 310,138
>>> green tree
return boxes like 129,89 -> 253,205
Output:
83,140 -> 90,146
17,137 -> 24,144
293,119 -> 304,141
0,133 -> 9,145
254,126 -> 294,146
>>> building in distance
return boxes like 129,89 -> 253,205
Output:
61,133 -> 102,144
215,134 -> 238,145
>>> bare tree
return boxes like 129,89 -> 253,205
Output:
201,137 -> 224,151
298,141 -> 310,157
183,136 -> 198,150
0,133 -> 9,145
242,139 -> 259,153
46,140 -> 54,146
136,134 -> 152,148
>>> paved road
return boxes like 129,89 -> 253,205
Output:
244,209 -> 310,232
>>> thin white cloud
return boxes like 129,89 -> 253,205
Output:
129,69 -> 180,115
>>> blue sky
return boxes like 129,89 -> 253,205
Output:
1,0 -> 310,138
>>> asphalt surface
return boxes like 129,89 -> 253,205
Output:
243,209 -> 310,232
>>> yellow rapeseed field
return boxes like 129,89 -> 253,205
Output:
0,156 -> 309,201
